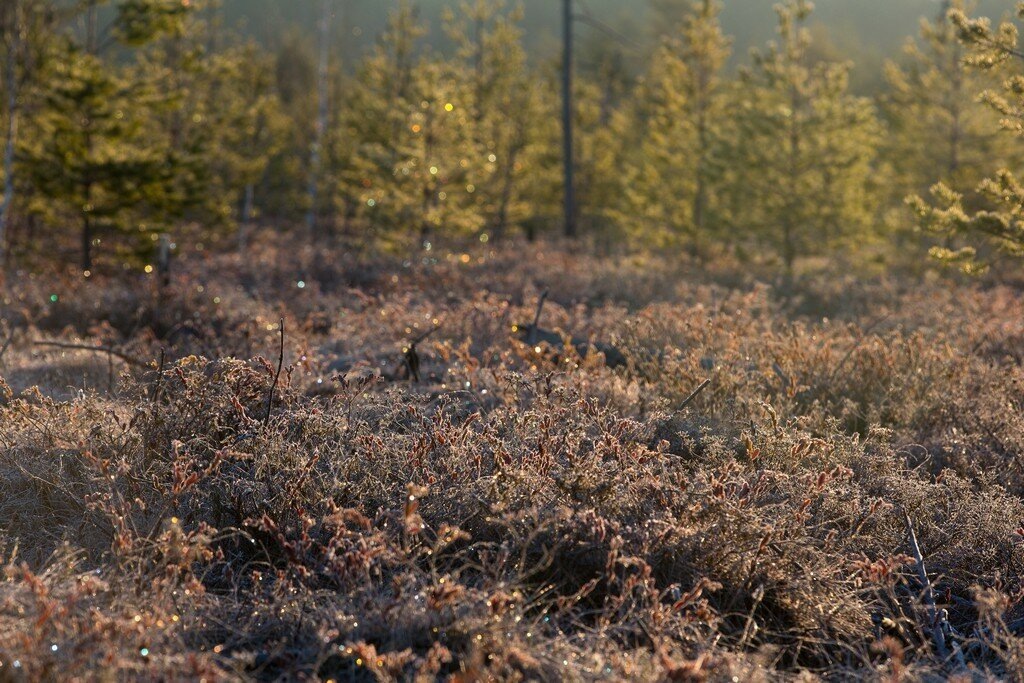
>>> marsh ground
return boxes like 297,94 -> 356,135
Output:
1,239 -> 1023,681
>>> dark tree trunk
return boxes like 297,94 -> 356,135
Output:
81,216 -> 92,273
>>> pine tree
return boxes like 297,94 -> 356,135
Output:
262,29 -> 316,224
680,0 -> 731,243
573,76 -> 629,245
21,0 -> 194,272
126,0 -> 213,241
442,0 -> 536,241
25,46 -> 163,271
883,1 -> 1006,207
341,2 -> 480,250
0,0 -> 52,267
140,1 -> 288,243
306,0 -> 332,240
571,33 -> 634,244
0,1 -> 23,266
730,0 -> 879,276
908,2 -> 1024,271
618,0 -> 732,254
647,0 -> 692,39
211,42 -> 288,247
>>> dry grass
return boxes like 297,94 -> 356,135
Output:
1,238 -> 1024,680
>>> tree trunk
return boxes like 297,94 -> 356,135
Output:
238,182 -> 254,251
561,0 -> 576,239
82,215 -> 92,273
692,68 -> 710,255
784,80 -> 800,283
494,138 -> 521,242
0,1 -> 20,267
157,233 -> 171,288
948,38 -> 963,179
306,0 -> 331,242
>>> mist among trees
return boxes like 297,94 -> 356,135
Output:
1,0 -> 1022,275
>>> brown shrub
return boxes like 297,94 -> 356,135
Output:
1,239 -> 1023,679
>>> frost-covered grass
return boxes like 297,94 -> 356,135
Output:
1,239 -> 1023,680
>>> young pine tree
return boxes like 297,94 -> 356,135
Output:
730,0 -> 879,276
341,3 -> 479,250
570,34 -> 634,245
443,0 -> 537,241
883,1 -> 1007,208
201,40 -> 288,246
262,29 -> 317,224
0,0 -> 52,266
22,0 -> 195,272
908,3 -> 1024,271
618,0 -> 732,254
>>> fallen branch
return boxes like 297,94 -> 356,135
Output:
902,510 -> 949,661
679,378 -> 712,411
513,292 -> 627,369
32,340 -> 148,368
411,324 -> 441,346
386,325 -> 443,383
264,319 -> 285,423
150,347 -> 166,403
527,289 -> 549,346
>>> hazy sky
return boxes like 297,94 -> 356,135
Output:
224,1 -> 1016,49
221,0 -> 1018,88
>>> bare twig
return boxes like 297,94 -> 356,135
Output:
32,340 -> 148,368
945,619 -> 967,670
411,324 -> 441,345
902,511 -> 949,661
403,343 -> 421,383
679,378 -> 712,411
264,319 -> 285,424
106,347 -> 114,394
738,584 -> 765,650
527,289 -> 549,346
771,362 -> 792,392
827,314 -> 892,384
0,325 -> 15,366
150,347 -> 166,403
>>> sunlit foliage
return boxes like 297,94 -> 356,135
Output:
910,1 -> 1024,272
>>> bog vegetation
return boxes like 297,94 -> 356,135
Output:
2,0 -> 1024,680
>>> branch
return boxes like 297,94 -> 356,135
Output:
150,347 -> 166,403
263,319 -> 284,423
573,8 -> 642,51
528,289 -> 549,346
411,324 -> 441,345
679,378 -> 712,411
902,511 -> 949,661
32,340 -> 148,368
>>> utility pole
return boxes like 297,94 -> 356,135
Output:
562,0 -> 576,239
306,0 -> 332,241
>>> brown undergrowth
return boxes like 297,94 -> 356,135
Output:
1,239 -> 1024,680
